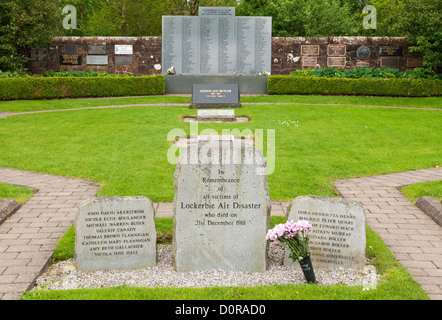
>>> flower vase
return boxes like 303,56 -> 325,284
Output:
299,255 -> 316,284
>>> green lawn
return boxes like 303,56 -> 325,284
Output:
0,94 -> 441,113
401,180 -> 442,202
0,183 -> 34,204
0,95 -> 440,300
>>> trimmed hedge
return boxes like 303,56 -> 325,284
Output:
0,75 -> 165,100
267,76 -> 442,97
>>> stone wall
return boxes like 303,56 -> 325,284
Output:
272,37 -> 423,75
26,36 -> 423,76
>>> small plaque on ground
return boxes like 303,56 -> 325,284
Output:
197,110 -> 235,120
75,196 -> 157,272
191,84 -> 241,109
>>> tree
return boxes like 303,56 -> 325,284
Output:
238,0 -> 359,37
0,0 -> 59,72
396,0 -> 442,69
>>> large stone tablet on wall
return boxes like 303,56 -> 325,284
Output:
173,139 -> 271,272
75,196 -> 156,272
284,196 -> 366,269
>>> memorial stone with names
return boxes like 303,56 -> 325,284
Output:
284,196 -> 366,269
173,139 -> 271,272
75,196 -> 157,272
162,7 -> 271,76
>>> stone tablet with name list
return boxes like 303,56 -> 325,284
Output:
284,195 -> 366,269
75,196 -> 157,272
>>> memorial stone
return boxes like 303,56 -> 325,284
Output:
64,44 -> 78,55
75,196 -> 157,272
173,139 -> 271,272
162,7 -> 271,76
327,57 -> 346,67
191,84 -> 241,108
284,196 -> 366,269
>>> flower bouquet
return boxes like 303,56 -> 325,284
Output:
266,220 -> 316,283
167,66 -> 175,75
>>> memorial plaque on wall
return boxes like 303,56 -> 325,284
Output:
327,44 -> 346,56
87,55 -> 108,65
236,17 -> 272,75
115,56 -> 133,65
301,45 -> 319,55
64,44 -> 78,55
380,57 -> 399,68
356,61 -> 370,68
406,57 -> 424,68
302,56 -> 317,67
356,46 -> 371,60
327,57 -> 346,67
115,45 -> 133,55
31,47 -> 48,61
379,46 -> 402,56
88,44 -> 107,55
162,16 -> 199,75
60,54 -> 82,65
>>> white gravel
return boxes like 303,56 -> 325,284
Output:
32,244 -> 379,291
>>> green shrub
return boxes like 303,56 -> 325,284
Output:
267,76 -> 442,97
0,75 -> 165,100
290,67 -> 440,80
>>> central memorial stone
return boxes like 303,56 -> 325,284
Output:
173,139 -> 271,272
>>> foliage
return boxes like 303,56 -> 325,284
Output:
0,75 -> 165,100
237,0 -> 359,37
290,67 -> 440,80
395,0 -> 442,69
0,0 -> 59,72
267,75 -> 442,97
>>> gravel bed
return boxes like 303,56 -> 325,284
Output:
32,244 -> 379,291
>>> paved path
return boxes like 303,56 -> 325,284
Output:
0,168 -> 99,300
0,167 -> 441,299
334,167 -> 442,300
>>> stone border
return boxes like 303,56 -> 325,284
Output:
0,199 -> 20,225
416,196 -> 442,227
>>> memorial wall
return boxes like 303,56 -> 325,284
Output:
162,7 -> 272,76
26,36 -> 422,76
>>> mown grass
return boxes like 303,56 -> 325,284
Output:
0,104 -> 440,202
401,180 -> 442,203
0,94 -> 440,113
0,183 -> 34,204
